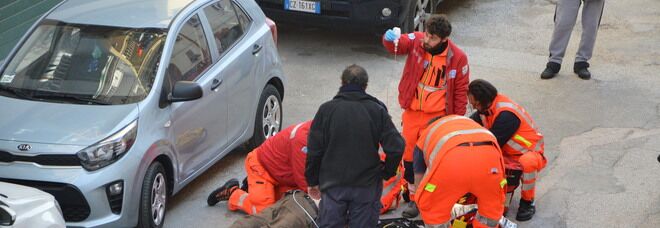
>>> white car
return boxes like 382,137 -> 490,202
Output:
0,182 -> 65,228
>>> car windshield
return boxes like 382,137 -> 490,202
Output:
0,20 -> 167,105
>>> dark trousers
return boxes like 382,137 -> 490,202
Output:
317,182 -> 383,228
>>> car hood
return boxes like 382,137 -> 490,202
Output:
0,96 -> 139,146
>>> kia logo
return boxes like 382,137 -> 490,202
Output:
17,144 -> 31,151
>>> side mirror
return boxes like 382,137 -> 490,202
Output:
168,81 -> 203,103
0,204 -> 16,226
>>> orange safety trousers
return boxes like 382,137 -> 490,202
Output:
402,110 -> 445,202
380,152 -> 406,214
516,151 -> 547,201
402,110 -> 445,162
415,145 -> 505,228
228,151 -> 296,215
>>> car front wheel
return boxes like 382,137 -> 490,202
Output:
138,162 -> 168,228
402,0 -> 437,33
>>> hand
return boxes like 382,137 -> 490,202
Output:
307,186 -> 321,200
384,29 -> 401,42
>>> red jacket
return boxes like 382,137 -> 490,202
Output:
256,121 -> 311,190
383,32 -> 469,115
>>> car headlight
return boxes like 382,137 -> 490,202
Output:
77,121 -> 137,171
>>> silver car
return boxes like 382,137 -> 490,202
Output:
0,0 -> 284,227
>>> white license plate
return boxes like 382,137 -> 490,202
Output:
284,0 -> 320,14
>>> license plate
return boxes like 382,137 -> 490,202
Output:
284,0 -> 320,14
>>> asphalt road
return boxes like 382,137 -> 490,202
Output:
164,0 -> 660,227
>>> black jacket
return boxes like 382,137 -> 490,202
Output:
305,85 -> 404,191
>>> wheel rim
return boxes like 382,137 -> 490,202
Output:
151,173 -> 166,226
414,0 -> 430,32
262,95 -> 281,139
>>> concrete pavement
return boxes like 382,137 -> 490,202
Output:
164,0 -> 660,227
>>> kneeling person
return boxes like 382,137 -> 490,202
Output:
468,79 -> 547,221
207,121 -> 311,215
413,115 -> 506,228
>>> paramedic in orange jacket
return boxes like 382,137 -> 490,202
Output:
468,79 -> 547,221
413,115 -> 506,228
382,15 -> 470,218
206,121 -> 405,216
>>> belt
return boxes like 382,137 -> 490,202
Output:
456,141 -> 496,147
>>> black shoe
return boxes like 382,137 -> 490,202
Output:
401,202 -> 419,218
574,62 -> 591,80
516,199 -> 536,221
207,178 -> 239,206
240,177 -> 248,192
541,62 -> 561,79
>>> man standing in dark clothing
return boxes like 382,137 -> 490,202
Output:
306,64 -> 405,228
541,0 -> 605,80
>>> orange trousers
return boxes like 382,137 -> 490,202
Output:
415,146 -> 505,228
228,151 -> 296,215
402,110 -> 444,202
402,110 -> 445,162
517,151 -> 547,201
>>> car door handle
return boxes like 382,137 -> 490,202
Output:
252,44 -> 263,55
211,79 -> 223,91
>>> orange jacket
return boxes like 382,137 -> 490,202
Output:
480,94 -> 544,157
414,116 -> 503,197
413,115 -> 506,226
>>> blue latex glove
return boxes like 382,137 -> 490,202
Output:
384,29 -> 400,42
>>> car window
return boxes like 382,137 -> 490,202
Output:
203,0 -> 250,56
0,20 -> 166,105
167,14 -> 212,84
234,3 -> 252,32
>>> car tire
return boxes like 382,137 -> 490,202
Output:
402,0 -> 438,33
247,84 -> 282,149
137,162 -> 168,228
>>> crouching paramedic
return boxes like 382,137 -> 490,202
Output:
413,115 -> 506,228
467,79 -> 547,221
207,121 -> 311,215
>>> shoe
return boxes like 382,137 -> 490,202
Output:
207,178 -> 239,206
516,199 -> 536,221
401,202 -> 419,218
540,62 -> 561,79
240,177 -> 248,192
574,62 -> 591,80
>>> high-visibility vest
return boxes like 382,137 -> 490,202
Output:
481,94 -> 544,156
414,115 -> 504,227
416,115 -> 500,181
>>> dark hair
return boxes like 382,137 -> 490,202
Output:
341,64 -> 369,87
425,15 -> 452,38
468,79 -> 498,107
